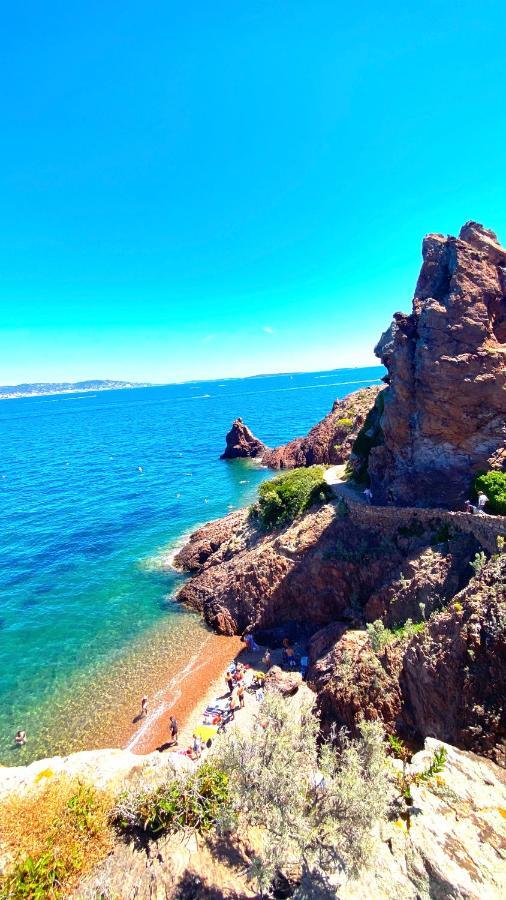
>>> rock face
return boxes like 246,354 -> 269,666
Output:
309,552 -> 506,765
175,502 -> 408,635
220,418 -> 267,459
344,738 -> 506,900
369,221 -> 506,507
263,385 -> 383,469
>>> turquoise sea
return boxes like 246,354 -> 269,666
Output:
0,367 -> 383,764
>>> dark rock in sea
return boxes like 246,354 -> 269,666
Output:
369,221 -> 506,508
220,418 -> 267,459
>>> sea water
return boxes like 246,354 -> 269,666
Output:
0,367 -> 383,763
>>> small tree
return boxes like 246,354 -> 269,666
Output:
214,693 -> 388,896
474,471 -> 506,515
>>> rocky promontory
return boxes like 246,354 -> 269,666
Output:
370,221 -> 506,507
176,221 -> 506,765
220,384 -> 383,467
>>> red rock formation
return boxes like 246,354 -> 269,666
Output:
309,552 -> 506,764
220,418 -> 266,459
175,503 -> 408,635
263,385 -> 383,469
369,221 -> 506,507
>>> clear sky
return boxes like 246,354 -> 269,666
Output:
1,1 -> 505,384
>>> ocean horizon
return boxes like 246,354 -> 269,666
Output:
0,365 -> 383,763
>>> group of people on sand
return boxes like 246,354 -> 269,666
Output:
225,663 -> 248,719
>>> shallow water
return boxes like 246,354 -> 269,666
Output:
0,367 -> 383,763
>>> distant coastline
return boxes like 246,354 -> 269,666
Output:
0,380 -> 152,400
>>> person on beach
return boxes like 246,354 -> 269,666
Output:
169,715 -> 178,745
229,693 -> 237,720
243,633 -> 259,652
238,684 -> 245,708
226,670 -> 234,694
363,487 -> 373,504
15,730 -> 26,746
262,648 -> 271,667
192,734 -> 202,759
140,696 -> 148,718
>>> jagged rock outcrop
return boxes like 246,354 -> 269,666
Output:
220,418 -> 267,459
310,552 -> 506,764
175,502 -> 407,635
369,221 -> 506,507
220,386 -> 382,469
174,499 -> 482,639
262,385 -> 383,469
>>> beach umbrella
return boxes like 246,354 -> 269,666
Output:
194,725 -> 218,741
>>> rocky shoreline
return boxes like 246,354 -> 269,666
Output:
1,221 -> 505,898
171,221 -> 506,766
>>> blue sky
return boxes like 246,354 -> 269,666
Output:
1,1 -> 505,384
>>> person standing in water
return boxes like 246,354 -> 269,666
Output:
15,730 -> 26,746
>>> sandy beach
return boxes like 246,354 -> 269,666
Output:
121,632 -> 244,755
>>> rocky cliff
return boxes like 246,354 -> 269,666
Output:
369,221 -> 506,507
219,385 -> 382,467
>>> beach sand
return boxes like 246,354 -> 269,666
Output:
121,632 -> 244,755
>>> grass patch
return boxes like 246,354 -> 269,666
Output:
251,465 -> 332,530
473,471 -> 506,515
0,777 -> 113,899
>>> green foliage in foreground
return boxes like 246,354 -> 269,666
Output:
214,693 -> 389,896
387,734 -> 447,803
113,763 -> 229,836
251,465 -> 332,530
474,471 -> 506,515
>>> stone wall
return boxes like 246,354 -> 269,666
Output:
340,495 -> 506,553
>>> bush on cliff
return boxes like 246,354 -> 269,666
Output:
251,465 -> 332,529
214,693 -> 388,895
113,762 -> 229,837
474,471 -> 506,515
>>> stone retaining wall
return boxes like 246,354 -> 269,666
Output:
336,493 -> 506,553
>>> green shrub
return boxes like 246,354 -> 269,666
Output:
252,465 -> 332,530
367,617 -> 426,652
474,471 -> 506,515
470,550 -> 487,576
113,763 -> 229,836
336,417 -> 354,431
215,692 -> 389,893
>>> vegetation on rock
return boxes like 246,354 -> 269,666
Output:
214,692 -> 388,896
251,465 -> 332,530
113,763 -> 229,837
0,777 -> 112,899
474,470 -> 506,515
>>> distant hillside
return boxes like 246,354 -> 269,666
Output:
0,380 -> 151,400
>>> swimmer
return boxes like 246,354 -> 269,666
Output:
138,466 -> 143,473
141,696 -> 148,717
15,730 -> 26,746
